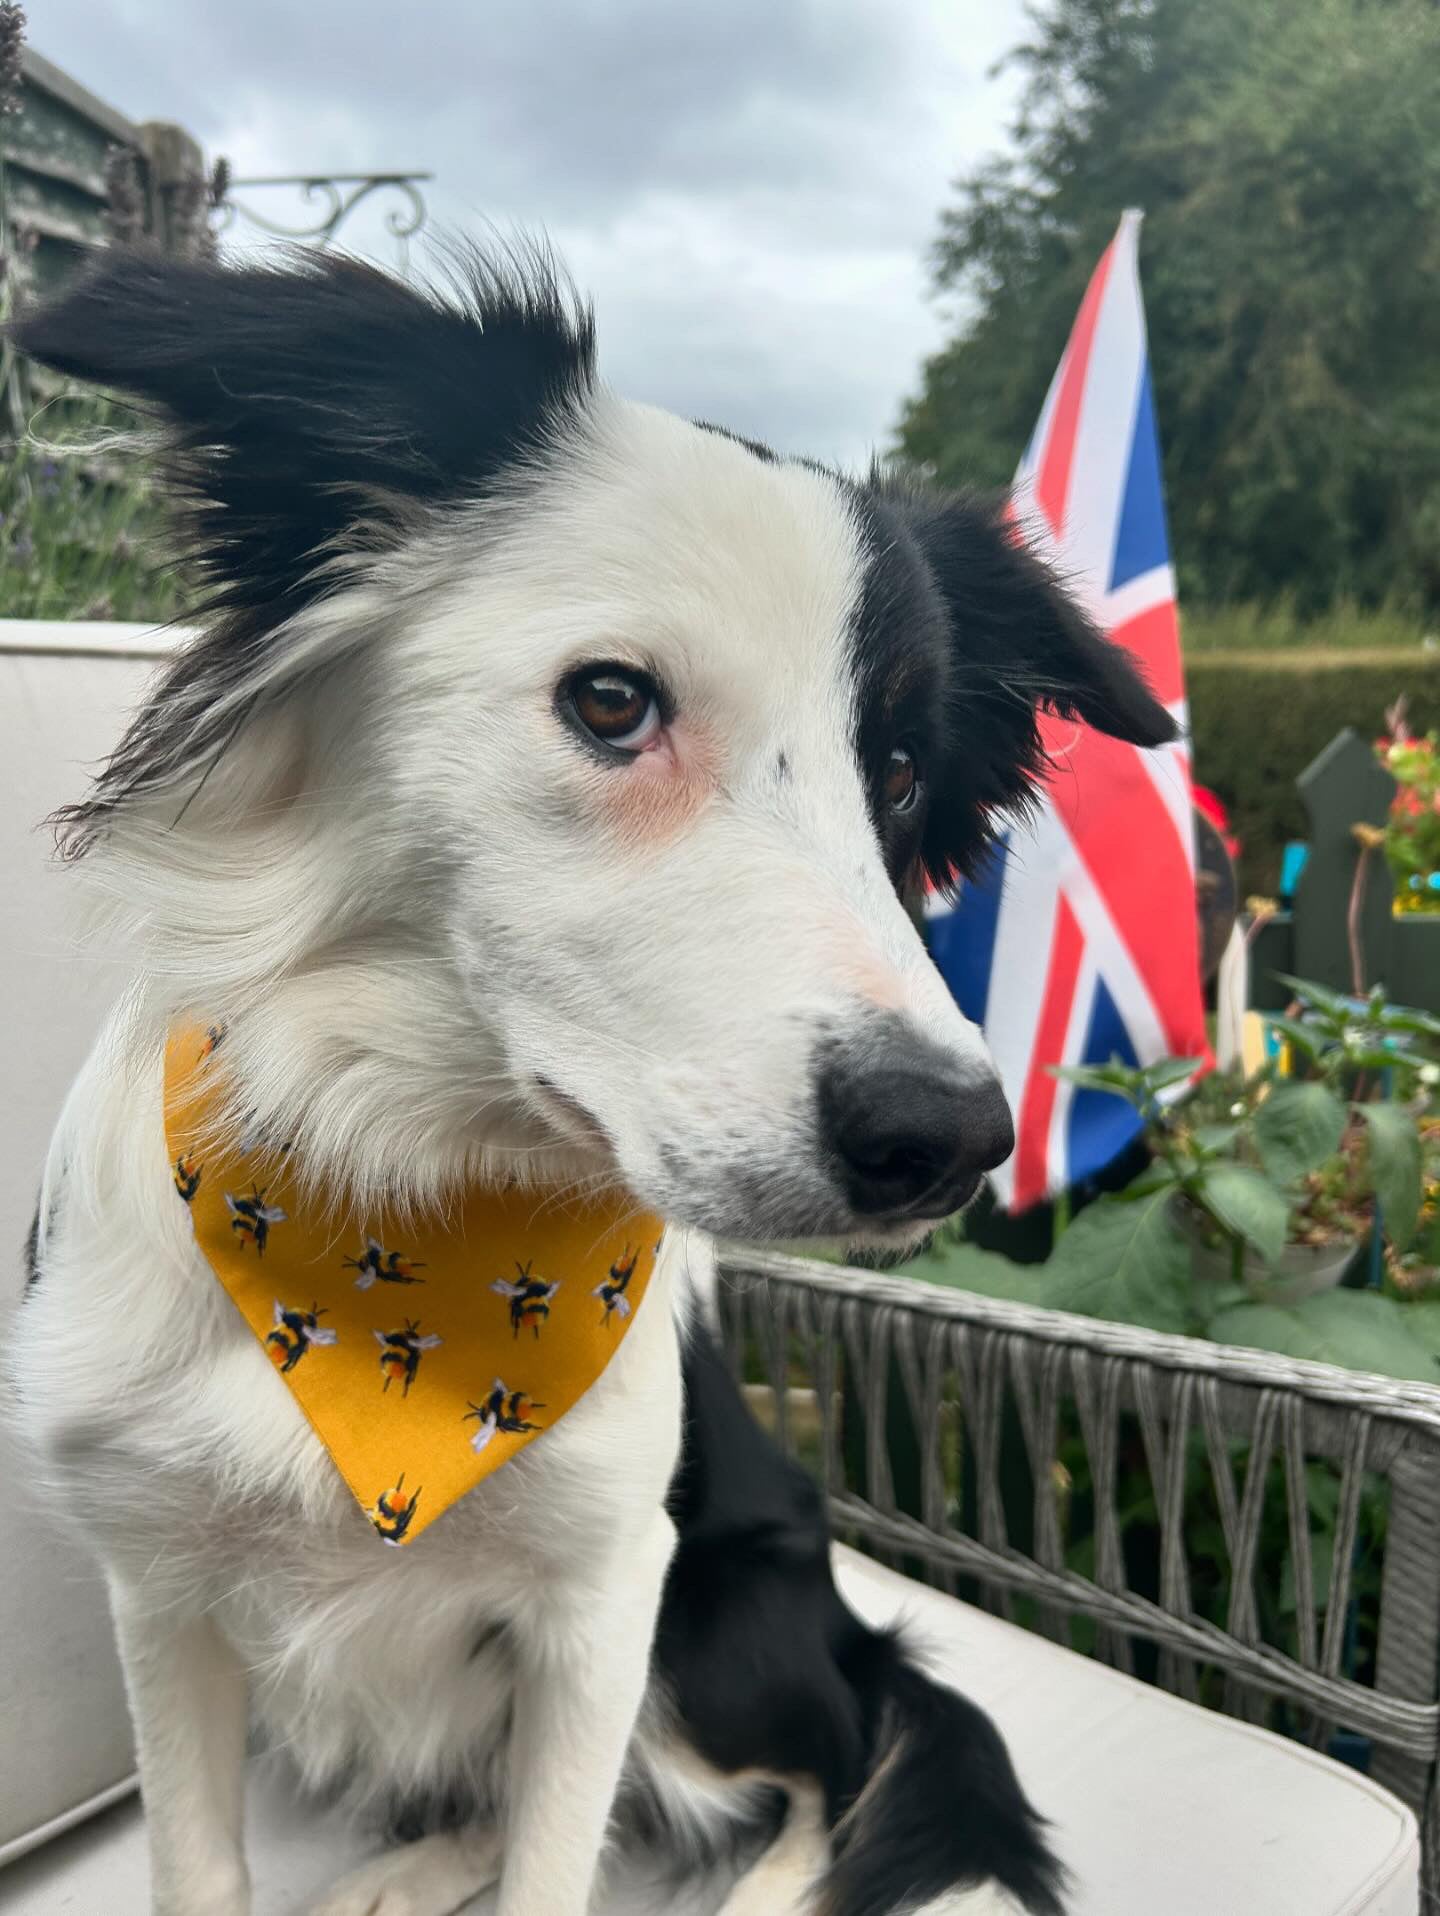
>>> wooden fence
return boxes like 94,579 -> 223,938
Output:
1251,727 -> 1440,1012
3,48 -> 210,294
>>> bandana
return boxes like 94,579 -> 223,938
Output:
164,1023 -> 662,1547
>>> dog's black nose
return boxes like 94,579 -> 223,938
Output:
818,1028 -> 1014,1222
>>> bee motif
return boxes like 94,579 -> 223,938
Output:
593,1244 -> 640,1326
373,1319 -> 443,1396
490,1262 -> 562,1340
265,1300 -> 337,1374
464,1380 -> 545,1454
371,1473 -> 422,1546
343,1237 -> 427,1290
225,1184 -> 287,1255
173,1153 -> 202,1202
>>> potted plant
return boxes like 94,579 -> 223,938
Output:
1057,975 -> 1436,1305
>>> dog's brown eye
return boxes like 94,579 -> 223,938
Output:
568,668 -> 662,752
884,745 -> 919,814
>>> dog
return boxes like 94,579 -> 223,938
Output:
8,243 -> 1173,1916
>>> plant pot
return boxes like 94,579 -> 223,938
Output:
1171,1196 -> 1365,1302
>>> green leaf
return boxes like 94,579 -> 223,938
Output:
1252,1082 -> 1347,1186
1357,1101 -> 1424,1250
1262,1013 -> 1323,1062
1049,1063 -> 1140,1105
1193,1122 -> 1242,1155
1041,1189 -> 1193,1334
1346,1048 -> 1410,1073
1377,1004 -> 1440,1041
1145,1056 -> 1207,1091
1196,1163 -> 1290,1264
1197,1279 -> 1252,1321
1110,1165 -> 1182,1200
1399,1300 -> 1440,1362
900,1238 -> 1057,1307
1210,1290 -> 1440,1383
1273,974 -> 1356,1022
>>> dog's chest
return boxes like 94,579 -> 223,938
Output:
21,1139 -> 685,1801
222,1511 -> 546,1799
221,1267 -> 680,1784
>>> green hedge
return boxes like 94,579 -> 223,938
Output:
1186,648 -> 1440,891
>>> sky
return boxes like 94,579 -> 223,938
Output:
33,1 -> 1028,472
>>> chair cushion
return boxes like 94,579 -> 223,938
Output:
0,643 -> 157,1864
1,1546 -> 1419,1914
840,1548 -> 1420,1916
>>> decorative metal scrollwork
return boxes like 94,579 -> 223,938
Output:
212,172 -> 432,265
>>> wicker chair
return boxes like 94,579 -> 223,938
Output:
716,1248 -> 1440,1906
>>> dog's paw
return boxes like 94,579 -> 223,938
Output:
308,1828 -> 500,1916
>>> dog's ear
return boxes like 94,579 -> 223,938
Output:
10,244 -> 594,619
906,490 -> 1176,886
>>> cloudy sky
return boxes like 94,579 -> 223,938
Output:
33,1 -> 1028,471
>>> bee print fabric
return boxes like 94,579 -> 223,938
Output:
164,1023 -> 663,1547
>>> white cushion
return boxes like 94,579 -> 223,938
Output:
841,1549 -> 1420,1916
0,643 -> 156,1862
1,1547 -> 1419,1914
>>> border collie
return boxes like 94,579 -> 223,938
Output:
8,244 -> 1171,1916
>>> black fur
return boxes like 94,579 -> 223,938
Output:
849,478 -> 1176,889
661,1322 -> 1066,1915
844,489 -> 953,884
10,242 -> 594,856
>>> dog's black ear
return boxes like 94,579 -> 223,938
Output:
905,490 -> 1176,885
10,244 -> 594,619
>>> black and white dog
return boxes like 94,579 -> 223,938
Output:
10,247 -> 1171,1916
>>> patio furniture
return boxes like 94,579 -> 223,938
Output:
0,623 -> 1429,1911
715,1246 -> 1440,1910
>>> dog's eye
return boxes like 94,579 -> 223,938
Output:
884,745 -> 920,814
567,668 -> 663,752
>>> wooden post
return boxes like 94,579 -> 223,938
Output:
138,122 -> 211,258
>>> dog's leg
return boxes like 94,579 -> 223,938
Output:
109,1584 -> 250,1916
495,1508 -> 675,1916
308,1825 -> 502,1916
714,1782 -> 828,1916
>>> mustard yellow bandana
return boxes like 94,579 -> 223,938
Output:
164,1023 -> 662,1547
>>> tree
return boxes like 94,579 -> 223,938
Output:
897,0 -> 1440,612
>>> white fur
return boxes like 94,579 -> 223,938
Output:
58,394 -> 994,1233
10,391 -> 1009,1914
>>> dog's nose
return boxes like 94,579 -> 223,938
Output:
817,1029 -> 1014,1222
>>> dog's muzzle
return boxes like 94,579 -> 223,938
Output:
816,1022 -> 1014,1224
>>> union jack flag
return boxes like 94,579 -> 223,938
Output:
927,210 -> 1209,1212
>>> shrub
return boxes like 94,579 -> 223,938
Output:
1186,648 -> 1440,891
